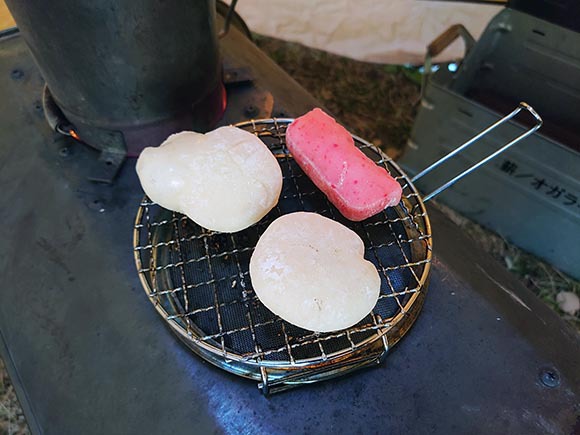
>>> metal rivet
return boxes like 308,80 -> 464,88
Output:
539,368 -> 560,388
10,69 -> 24,80
244,104 -> 258,117
88,199 -> 106,213
59,147 -> 71,157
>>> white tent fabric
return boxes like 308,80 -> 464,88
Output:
231,0 -> 502,65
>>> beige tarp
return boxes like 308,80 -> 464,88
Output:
231,0 -> 502,64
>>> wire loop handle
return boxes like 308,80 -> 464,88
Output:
412,102 -> 543,202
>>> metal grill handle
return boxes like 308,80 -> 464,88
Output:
412,102 -> 543,202
420,24 -> 475,104
218,0 -> 239,38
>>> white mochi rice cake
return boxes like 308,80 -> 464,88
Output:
136,126 -> 283,233
250,212 -> 381,332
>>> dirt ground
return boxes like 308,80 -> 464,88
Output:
1,358 -> 28,435
255,35 -> 420,159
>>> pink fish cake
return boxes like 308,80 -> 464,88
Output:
286,108 -> 402,221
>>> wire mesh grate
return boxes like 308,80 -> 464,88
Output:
133,119 -> 432,373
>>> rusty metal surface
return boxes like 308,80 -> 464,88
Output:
0,31 -> 578,435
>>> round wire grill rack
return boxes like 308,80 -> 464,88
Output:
133,118 -> 433,392
133,103 -> 541,394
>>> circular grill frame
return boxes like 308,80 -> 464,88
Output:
133,118 -> 433,384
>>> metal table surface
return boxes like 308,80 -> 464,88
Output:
0,31 -> 579,435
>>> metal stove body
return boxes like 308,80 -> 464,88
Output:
5,0 -> 226,183
0,6 -> 579,435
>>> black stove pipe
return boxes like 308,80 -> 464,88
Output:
5,0 -> 225,159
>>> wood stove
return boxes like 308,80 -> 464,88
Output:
0,2 -> 578,433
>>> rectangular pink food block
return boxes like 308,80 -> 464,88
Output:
286,108 -> 402,221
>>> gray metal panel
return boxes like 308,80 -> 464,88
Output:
451,9 -> 580,130
0,33 -> 579,435
404,9 -> 580,278
402,78 -> 580,279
